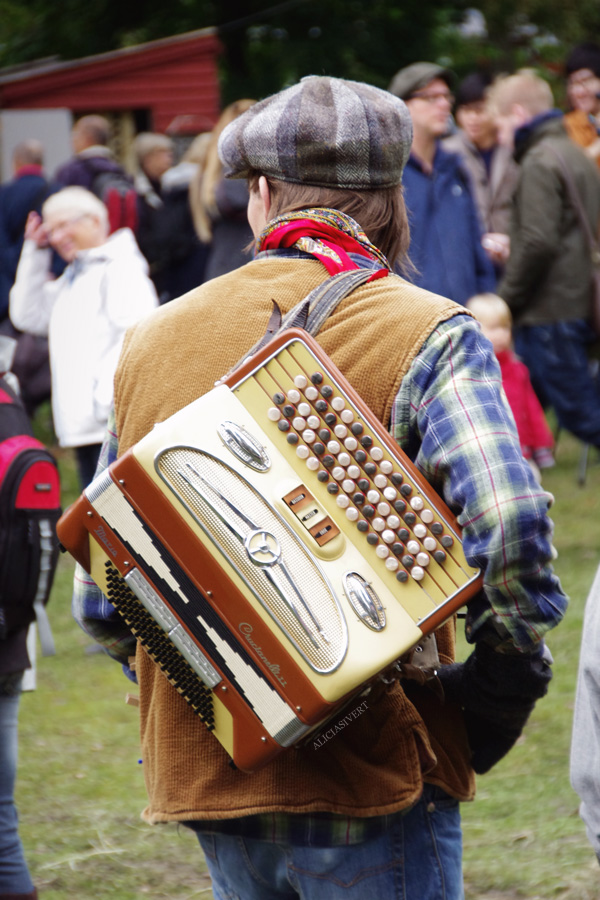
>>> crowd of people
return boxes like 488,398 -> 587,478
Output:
1,38 -> 600,900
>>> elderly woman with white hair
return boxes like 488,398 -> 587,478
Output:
10,186 -> 158,487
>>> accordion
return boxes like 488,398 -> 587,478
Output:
58,327 -> 482,772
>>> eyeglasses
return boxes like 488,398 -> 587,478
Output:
45,214 -> 89,241
568,74 -> 599,91
409,91 -> 454,105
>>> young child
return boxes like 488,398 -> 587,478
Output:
466,293 -> 555,480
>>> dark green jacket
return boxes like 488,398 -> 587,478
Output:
499,113 -> 600,326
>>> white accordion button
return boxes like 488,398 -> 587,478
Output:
376,502 -> 391,516
410,496 -> 424,511
344,436 -> 359,452
416,552 -> 430,567
336,494 -> 350,508
423,537 -> 437,552
342,479 -> 356,494
334,424 -> 348,439
341,409 -> 355,424
380,460 -> 393,474
374,474 -> 387,489
294,375 -> 308,389
383,486 -> 397,501
338,452 -> 351,467
386,514 -> 401,530
413,524 -> 427,539
287,389 -> 301,404
367,489 -> 380,504
296,445 -> 309,459
382,529 -> 396,544
346,507 -> 359,521
372,517 -> 386,532
385,557 -> 399,571
305,386 -> 319,401
327,440 -> 341,455
268,407 -> 281,421
307,415 -> 320,429
292,416 -> 306,431
370,446 -> 384,461
421,508 -> 434,524
302,429 -> 316,444
332,396 -> 345,411
406,540 -> 420,555
375,544 -> 389,559
411,566 -> 425,581
332,466 -> 346,481
306,456 -> 320,471
298,402 -> 311,417
347,464 -> 361,480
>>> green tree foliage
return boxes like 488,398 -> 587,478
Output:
1,0 -> 600,106
212,0 -> 457,103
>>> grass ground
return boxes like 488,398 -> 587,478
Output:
15,409 -> 600,899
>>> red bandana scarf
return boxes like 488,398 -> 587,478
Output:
254,208 -> 391,282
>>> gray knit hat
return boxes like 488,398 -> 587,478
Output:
218,75 -> 413,189
388,62 -> 454,101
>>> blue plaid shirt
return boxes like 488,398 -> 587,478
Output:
72,311 -> 566,845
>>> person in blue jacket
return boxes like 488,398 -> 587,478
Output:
389,63 -> 497,305
0,141 -> 56,323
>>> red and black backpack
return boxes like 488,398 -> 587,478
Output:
0,369 -> 61,653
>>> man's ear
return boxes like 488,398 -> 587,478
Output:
512,103 -> 530,128
258,175 -> 271,219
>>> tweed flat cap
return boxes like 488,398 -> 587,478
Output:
388,62 -> 454,101
218,75 -> 413,189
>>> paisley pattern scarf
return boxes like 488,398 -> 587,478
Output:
254,208 -> 391,282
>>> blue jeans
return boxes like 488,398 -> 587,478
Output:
0,674 -> 35,895
194,785 -> 464,900
514,319 -> 600,448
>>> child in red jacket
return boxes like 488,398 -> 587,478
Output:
467,293 -> 555,481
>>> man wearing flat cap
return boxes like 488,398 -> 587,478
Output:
389,62 -> 496,303
73,75 -> 565,899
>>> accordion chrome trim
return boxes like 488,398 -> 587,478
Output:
155,446 -> 348,674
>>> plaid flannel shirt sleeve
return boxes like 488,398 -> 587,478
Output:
71,406 -> 137,668
391,313 -> 567,650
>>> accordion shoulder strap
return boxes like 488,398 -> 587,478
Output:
224,268 -> 375,380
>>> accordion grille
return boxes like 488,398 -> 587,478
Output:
156,447 -> 347,673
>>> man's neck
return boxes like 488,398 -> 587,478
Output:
410,131 -> 437,172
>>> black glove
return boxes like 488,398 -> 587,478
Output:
437,639 -> 552,774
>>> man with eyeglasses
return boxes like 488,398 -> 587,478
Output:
389,62 -> 496,305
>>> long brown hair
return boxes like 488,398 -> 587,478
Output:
189,99 -> 256,243
248,174 -> 411,269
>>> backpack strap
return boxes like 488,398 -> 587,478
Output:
33,518 -> 56,657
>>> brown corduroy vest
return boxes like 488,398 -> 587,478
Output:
114,257 -> 476,824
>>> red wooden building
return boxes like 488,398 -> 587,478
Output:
0,29 -> 222,154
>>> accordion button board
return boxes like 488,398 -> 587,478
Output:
57,328 -> 482,772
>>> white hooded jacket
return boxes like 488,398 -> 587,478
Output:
10,227 -> 158,447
